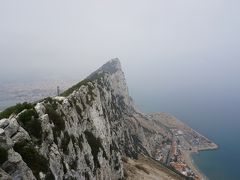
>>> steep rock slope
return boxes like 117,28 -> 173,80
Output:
0,59 -> 177,180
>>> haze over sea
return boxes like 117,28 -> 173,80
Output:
131,85 -> 240,180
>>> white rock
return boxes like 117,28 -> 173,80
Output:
54,96 -> 65,101
0,119 -> 9,128
4,118 -> 19,138
0,128 -> 4,135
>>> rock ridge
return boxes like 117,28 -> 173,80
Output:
0,59 -> 216,180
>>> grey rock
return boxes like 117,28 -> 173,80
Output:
4,118 -> 19,138
2,149 -> 36,180
0,128 -> 12,150
0,168 -> 12,180
11,127 -> 31,144
0,59 -> 172,180
0,119 -> 9,129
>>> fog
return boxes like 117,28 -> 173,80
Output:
0,0 -> 240,111
1,2 -> 240,178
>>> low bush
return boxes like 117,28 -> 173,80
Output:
0,147 -> 8,164
18,109 -> 42,140
61,131 -> 70,155
60,72 -> 104,97
84,131 -> 107,170
0,102 -> 34,119
60,79 -> 89,97
45,104 -> 65,131
13,140 -> 53,179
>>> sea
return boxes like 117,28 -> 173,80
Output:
1,80 -> 239,180
132,89 -> 240,180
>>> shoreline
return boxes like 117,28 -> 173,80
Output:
183,144 -> 218,180
183,150 -> 209,180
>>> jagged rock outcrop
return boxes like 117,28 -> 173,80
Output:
0,58 -> 172,180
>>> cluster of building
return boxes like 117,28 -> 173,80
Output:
183,129 -> 213,149
151,112 -> 218,180
169,129 -> 200,179
169,146 -> 199,179
155,143 -> 170,163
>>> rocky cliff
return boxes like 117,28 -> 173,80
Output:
0,59 -> 179,180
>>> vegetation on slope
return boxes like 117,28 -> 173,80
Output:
0,147 -> 8,164
0,102 -> 34,119
45,103 -> 65,144
0,102 -> 42,143
60,72 -> 105,97
18,108 -> 42,142
13,140 -> 54,180
84,131 -> 107,171
61,131 -> 70,155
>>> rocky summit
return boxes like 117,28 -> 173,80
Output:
0,59 -> 216,180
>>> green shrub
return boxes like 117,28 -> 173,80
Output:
61,79 -> 89,97
45,104 -> 65,131
0,147 -> 8,164
60,72 -> 104,97
84,131 -> 107,170
18,109 -> 42,141
13,140 -> 53,179
0,102 -> 34,119
61,131 -> 70,155
1,103 -> 42,143
18,109 -> 38,124
43,97 -> 53,104
69,158 -> 78,171
44,97 -> 59,110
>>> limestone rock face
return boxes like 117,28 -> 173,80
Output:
0,168 -> 12,180
0,59 -> 169,180
0,121 -> 35,180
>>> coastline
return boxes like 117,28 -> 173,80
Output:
183,144 -> 218,180
183,151 -> 209,180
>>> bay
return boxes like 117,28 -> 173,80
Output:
132,91 -> 240,180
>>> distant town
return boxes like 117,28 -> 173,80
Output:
0,80 -> 74,111
150,113 -> 218,180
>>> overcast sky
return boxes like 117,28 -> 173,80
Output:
0,0 -> 240,109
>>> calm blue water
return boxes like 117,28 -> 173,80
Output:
131,90 -> 240,180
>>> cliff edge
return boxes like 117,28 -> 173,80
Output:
0,59 -> 217,180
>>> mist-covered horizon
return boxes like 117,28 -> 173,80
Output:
1,0 -> 240,124
1,0 -> 240,87
1,1 -> 240,179
1,0 -> 240,129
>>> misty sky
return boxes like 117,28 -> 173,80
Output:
0,0 -> 240,111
